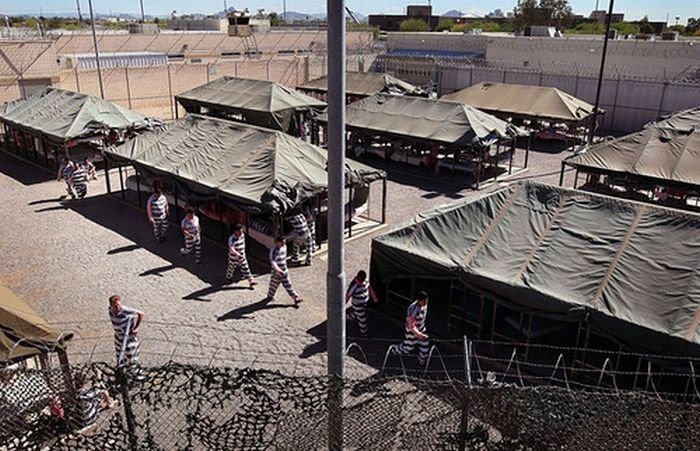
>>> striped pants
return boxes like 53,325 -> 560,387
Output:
114,336 -> 141,378
152,217 -> 168,240
181,235 -> 202,262
226,255 -> 253,281
308,221 -> 318,252
64,181 -> 76,198
398,331 -> 430,362
291,233 -> 313,264
74,182 -> 87,199
347,301 -> 369,336
267,270 -> 298,300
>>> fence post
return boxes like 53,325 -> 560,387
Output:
124,66 -> 132,109
267,59 -> 271,80
657,81 -> 669,118
206,63 -> 211,83
166,64 -> 175,120
74,67 -> 81,92
234,61 -> 238,77
117,368 -> 139,451
458,393 -> 469,451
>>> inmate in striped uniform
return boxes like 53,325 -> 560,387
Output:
303,204 -> 318,253
180,212 -> 202,264
288,213 -> 313,265
398,296 -> 430,365
267,239 -> 302,303
147,192 -> 169,242
346,277 -> 374,336
70,165 -> 88,199
226,228 -> 255,285
57,159 -> 76,198
108,305 -> 141,377
77,387 -> 101,426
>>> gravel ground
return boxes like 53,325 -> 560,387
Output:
0,142 -> 572,377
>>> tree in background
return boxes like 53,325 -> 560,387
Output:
436,19 -> 454,32
399,18 -> 430,32
513,0 -> 573,30
686,17 -> 699,35
638,16 -> 654,34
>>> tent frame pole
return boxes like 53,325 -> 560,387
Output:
559,162 -> 567,186
118,165 -> 125,199
381,178 -> 387,224
174,181 -> 181,224
104,157 -> 112,194
136,167 -> 143,207
525,135 -> 531,168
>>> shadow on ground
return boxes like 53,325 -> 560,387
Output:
0,151 -> 55,185
216,296 -> 298,321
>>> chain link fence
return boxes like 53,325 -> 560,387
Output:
4,327 -> 700,450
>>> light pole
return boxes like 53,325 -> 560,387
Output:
139,0 -> 145,23
87,0 -> 105,99
588,0 -> 614,144
75,0 -> 83,22
326,0 -> 346,447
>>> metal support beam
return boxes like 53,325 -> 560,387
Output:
326,0 -> 346,446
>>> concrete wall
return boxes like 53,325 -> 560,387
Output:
387,32 -> 700,79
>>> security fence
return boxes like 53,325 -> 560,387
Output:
4,327 -> 700,450
373,54 -> 700,133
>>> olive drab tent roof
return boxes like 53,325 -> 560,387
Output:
104,114 -> 385,212
0,285 -> 72,363
371,182 -> 700,357
322,94 -> 525,147
175,76 -> 327,133
442,82 -> 595,123
0,86 -> 149,143
297,71 -> 421,97
565,107 -> 700,190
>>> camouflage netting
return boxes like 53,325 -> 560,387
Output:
2,363 -> 700,450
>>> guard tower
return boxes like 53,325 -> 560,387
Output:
227,11 -> 260,58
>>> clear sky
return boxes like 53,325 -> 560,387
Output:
1,0 -> 697,24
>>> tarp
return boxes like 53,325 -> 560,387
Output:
175,76 -> 327,133
297,71 -> 420,97
105,114 -> 385,212
0,86 -> 148,143
442,82 -> 595,123
321,94 -> 525,147
565,107 -> 700,190
371,182 -> 700,357
0,285 -> 72,363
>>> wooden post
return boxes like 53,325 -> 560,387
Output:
57,350 -> 74,393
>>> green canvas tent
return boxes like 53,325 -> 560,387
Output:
0,86 -> 149,144
0,285 -> 72,363
104,114 -> 385,213
325,94 -> 525,148
442,82 -> 595,124
564,107 -> 700,191
175,76 -> 327,135
297,71 -> 421,98
371,181 -> 700,358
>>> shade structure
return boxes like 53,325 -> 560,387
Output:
371,182 -> 700,357
565,107 -> 700,190
442,82 -> 595,123
104,114 -> 385,213
0,285 -> 72,363
297,71 -> 420,97
323,94 -> 524,147
0,86 -> 149,143
175,76 -> 327,134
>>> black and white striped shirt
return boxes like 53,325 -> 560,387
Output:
147,194 -> 168,219
228,232 -> 246,259
269,244 -> 288,271
60,162 -> 75,180
71,167 -> 88,186
406,301 -> 427,334
181,216 -> 200,237
109,306 -> 138,345
347,279 -> 371,305
288,213 -> 310,237
77,387 -> 100,425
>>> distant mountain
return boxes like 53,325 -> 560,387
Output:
281,11 -> 367,23
441,9 -> 464,18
